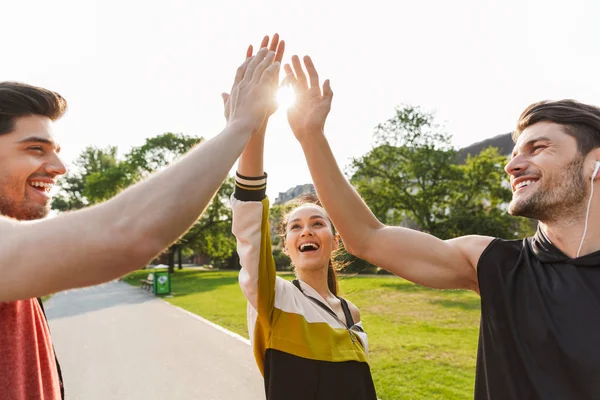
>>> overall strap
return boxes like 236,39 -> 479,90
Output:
338,297 -> 355,328
36,298 -> 65,400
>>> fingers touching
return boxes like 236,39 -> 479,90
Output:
248,33 -> 285,62
233,56 -> 253,89
243,33 -> 285,84
245,47 -> 270,82
260,61 -> 282,85
223,34 -> 285,130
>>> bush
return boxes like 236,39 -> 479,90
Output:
339,253 -> 378,274
273,249 -> 292,271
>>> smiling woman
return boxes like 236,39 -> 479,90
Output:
231,40 -> 377,397
232,179 -> 377,400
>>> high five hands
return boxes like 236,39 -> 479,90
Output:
283,55 -> 333,141
222,34 -> 332,140
222,34 -> 285,135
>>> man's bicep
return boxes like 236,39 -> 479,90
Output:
358,226 -> 487,290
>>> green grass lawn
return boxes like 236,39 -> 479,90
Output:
123,269 -> 480,400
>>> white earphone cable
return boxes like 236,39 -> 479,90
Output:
577,181 -> 595,258
576,162 -> 600,257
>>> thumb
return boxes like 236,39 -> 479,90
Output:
221,93 -> 230,105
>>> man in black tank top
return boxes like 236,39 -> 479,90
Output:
294,89 -> 600,398
476,228 -> 600,399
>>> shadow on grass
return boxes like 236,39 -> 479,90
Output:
428,298 -> 480,311
379,281 -> 440,293
378,281 -> 480,311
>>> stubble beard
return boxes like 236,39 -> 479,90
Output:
508,156 -> 587,223
0,177 -> 49,221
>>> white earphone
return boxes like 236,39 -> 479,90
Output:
593,160 -> 600,179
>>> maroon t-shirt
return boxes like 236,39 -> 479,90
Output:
0,298 -> 61,399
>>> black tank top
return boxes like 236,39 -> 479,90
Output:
476,227 -> 600,399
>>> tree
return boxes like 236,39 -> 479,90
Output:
177,177 -> 237,269
442,147 -> 522,239
268,203 -> 287,248
52,146 -> 130,211
266,203 -> 291,270
349,105 -> 530,241
120,133 -> 204,272
125,133 -> 201,176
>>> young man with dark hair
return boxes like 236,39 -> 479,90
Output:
283,55 -> 600,399
0,36 -> 283,400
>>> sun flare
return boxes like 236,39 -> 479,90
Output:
276,86 -> 296,109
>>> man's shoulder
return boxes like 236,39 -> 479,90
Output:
476,236 -> 526,273
448,235 -> 524,272
447,235 -> 497,267
485,236 -> 525,251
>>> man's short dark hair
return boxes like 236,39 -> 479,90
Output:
513,100 -> 600,155
0,81 -> 68,135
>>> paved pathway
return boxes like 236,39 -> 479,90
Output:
45,281 -> 264,400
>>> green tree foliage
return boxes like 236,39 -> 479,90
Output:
52,133 -> 236,271
268,203 -> 287,248
126,133 -> 201,176
267,203 -> 292,270
349,105 -> 530,241
52,146 -> 129,210
177,177 -> 236,268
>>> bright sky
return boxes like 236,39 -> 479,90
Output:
2,0 -> 599,200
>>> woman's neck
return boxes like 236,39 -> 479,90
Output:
296,266 -> 333,300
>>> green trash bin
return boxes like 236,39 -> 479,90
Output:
153,270 -> 171,295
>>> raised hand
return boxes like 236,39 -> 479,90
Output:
222,34 -> 285,129
284,55 -> 333,142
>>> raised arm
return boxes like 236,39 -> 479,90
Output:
284,56 -> 491,291
0,46 -> 281,302
229,35 -> 284,311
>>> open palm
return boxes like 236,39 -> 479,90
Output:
284,55 -> 333,141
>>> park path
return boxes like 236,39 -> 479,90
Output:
45,280 -> 265,400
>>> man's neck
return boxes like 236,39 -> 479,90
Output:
541,202 -> 600,258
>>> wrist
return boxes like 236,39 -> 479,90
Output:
224,119 -> 257,140
297,128 -> 326,146
226,116 -> 270,138
255,119 -> 269,137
